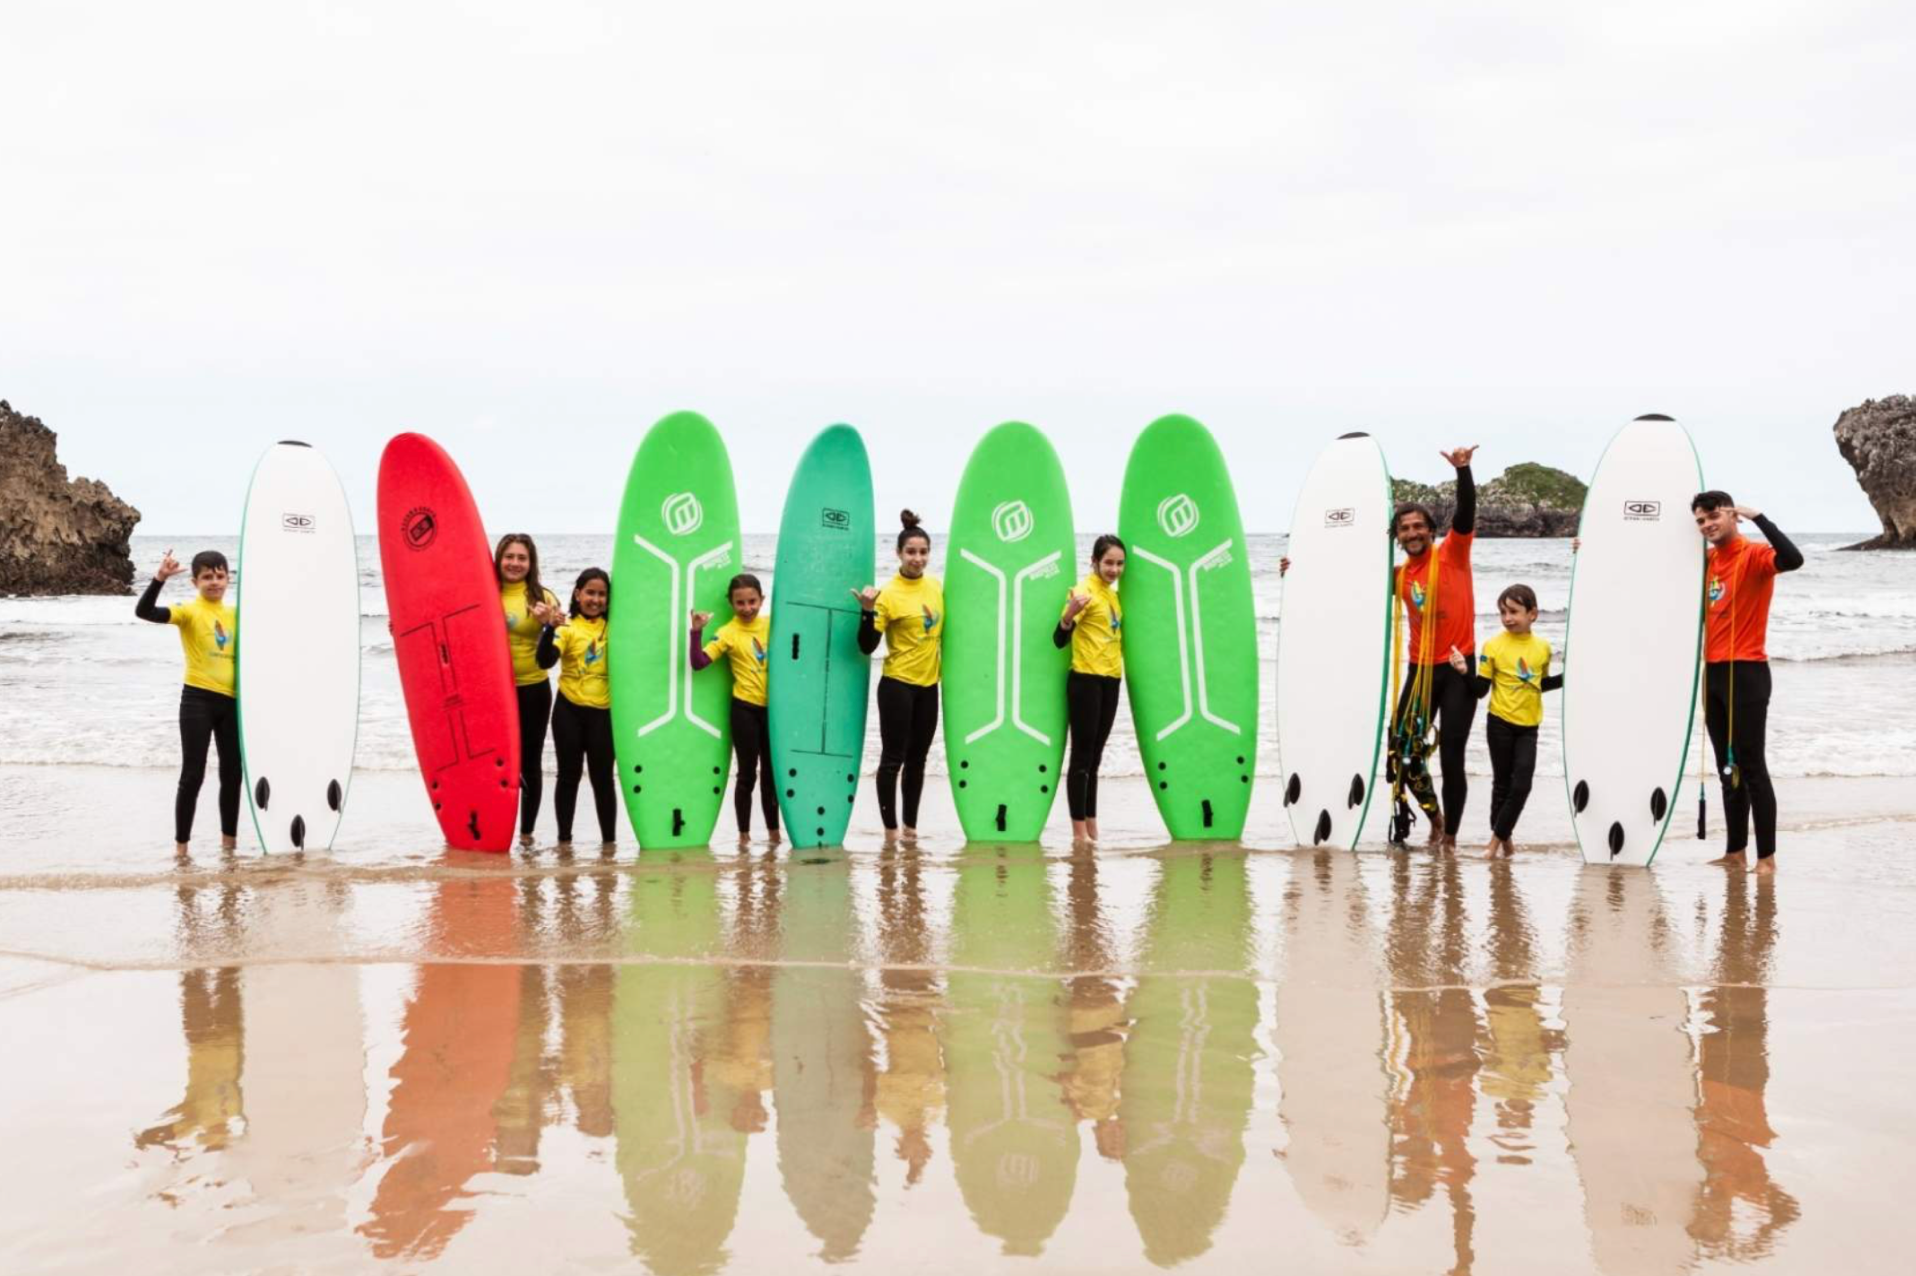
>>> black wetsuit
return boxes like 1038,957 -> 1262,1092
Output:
859,613 -> 938,830
137,578 -> 240,844
536,627 -> 616,844
1055,621 -> 1121,822
1469,668 -> 1563,842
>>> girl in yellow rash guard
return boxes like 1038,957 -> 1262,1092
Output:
689,573 -> 781,846
1053,535 -> 1125,847
853,510 -> 944,845
135,547 -> 239,856
496,533 -> 563,848
536,568 -> 615,849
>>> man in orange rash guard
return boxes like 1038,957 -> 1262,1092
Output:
1391,446 -> 1481,849
1693,490 -> 1803,875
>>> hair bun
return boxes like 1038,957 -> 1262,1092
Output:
900,509 -> 921,529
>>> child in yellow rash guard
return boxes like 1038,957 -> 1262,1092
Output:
536,568 -> 616,847
135,548 -> 240,852
855,510 -> 943,841
1052,535 -> 1126,845
496,533 -> 560,846
690,574 -> 780,844
1448,583 -> 1562,855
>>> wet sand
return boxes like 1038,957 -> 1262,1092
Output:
2,766 -> 1913,1274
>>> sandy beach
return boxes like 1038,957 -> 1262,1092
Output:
3,763 -> 1912,1274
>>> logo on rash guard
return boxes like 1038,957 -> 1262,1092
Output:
214,621 -> 229,650
921,606 -> 939,633
1708,575 -> 1725,604
751,636 -> 767,664
1516,657 -> 1535,683
584,641 -> 600,665
505,613 -> 518,629
1410,582 -> 1428,611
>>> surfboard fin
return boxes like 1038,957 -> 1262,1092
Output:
254,777 -> 270,810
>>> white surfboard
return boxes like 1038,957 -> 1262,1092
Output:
1276,433 -> 1395,849
236,441 -> 360,852
1561,415 -> 1704,866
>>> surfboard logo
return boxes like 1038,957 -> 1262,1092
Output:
1623,500 -> 1662,521
820,507 -> 851,531
400,507 -> 438,551
991,500 -> 1034,543
1157,493 -> 1200,539
281,512 -> 315,533
630,532 -> 734,741
661,492 -> 704,537
1323,507 -> 1355,528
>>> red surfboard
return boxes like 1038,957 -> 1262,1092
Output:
377,433 -> 519,852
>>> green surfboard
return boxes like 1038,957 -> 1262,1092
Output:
609,411 -> 741,849
1118,415 -> 1259,839
942,422 -> 1076,841
767,425 -> 875,848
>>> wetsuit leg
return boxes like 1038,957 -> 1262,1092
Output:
900,683 -> 939,828
1733,661 -> 1776,858
1390,677 -> 1441,827
174,686 -> 215,843
517,680 -> 552,836
210,691 -> 240,838
1486,715 -> 1537,841
1066,673 -> 1122,821
1703,663 -> 1750,854
730,698 -> 762,835
1433,663 -> 1478,837
750,704 -> 779,832
875,677 -> 910,830
583,704 -> 617,844
550,693 -> 584,842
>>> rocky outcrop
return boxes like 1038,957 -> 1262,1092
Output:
1391,463 -> 1586,537
1834,395 -> 1916,550
0,400 -> 141,595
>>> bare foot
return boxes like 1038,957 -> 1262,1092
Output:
220,835 -> 237,852
1439,835 -> 1457,854
1754,856 -> 1777,876
1484,838 -> 1503,859
883,827 -> 899,847
768,830 -> 782,846
174,841 -> 190,860
1085,820 -> 1100,842
599,840 -> 616,851
1502,838 -> 1517,857
519,832 -> 535,849
901,826 -> 919,846
1425,813 -> 1446,846
556,837 -> 573,851
1707,849 -> 1748,870
738,832 -> 752,848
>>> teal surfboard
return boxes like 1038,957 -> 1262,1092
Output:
608,411 -> 741,849
1118,415 -> 1259,839
767,426 -> 875,848
942,422 -> 1076,841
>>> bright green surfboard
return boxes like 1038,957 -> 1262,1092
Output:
1118,415 -> 1259,839
767,426 -> 875,849
942,422 -> 1076,841
609,411 -> 741,849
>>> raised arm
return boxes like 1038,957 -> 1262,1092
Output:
1749,511 -> 1804,572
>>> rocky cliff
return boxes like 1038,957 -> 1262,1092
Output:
1391,462 -> 1586,536
1833,395 -> 1916,550
0,400 -> 141,595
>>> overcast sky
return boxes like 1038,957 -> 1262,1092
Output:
4,1 -> 1911,538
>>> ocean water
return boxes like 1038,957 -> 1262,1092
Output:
2,532 -> 1910,781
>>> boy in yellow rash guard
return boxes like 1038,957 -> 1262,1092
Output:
854,510 -> 944,843
536,568 -> 616,848
1448,583 -> 1562,856
496,533 -> 562,846
690,573 -> 781,845
1052,535 -> 1126,846
135,548 -> 239,854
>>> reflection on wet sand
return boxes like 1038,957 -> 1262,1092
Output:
1121,851 -> 1259,1267
1276,850 -> 1391,1245
1383,854 -> 1483,1274
1690,875 -> 1799,1261
616,855 -> 749,1275
944,844 -> 1077,1256
1561,867 -> 1699,1275
774,855 -> 878,1261
873,843 -> 945,1184
1061,851 -> 1128,1162
1478,859 -> 1561,1175
360,873 -> 523,1260
135,879 -> 246,1162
